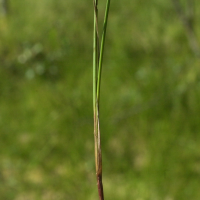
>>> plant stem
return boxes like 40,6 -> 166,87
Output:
96,0 -> 111,102
93,0 -> 110,199
93,0 -> 99,181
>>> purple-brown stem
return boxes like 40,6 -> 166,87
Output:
97,174 -> 104,200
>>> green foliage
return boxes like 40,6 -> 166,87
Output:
1,0 -> 200,199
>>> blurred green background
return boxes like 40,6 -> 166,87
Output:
1,0 -> 200,199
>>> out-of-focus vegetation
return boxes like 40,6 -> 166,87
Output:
1,0 -> 200,199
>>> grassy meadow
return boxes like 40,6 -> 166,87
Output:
1,0 -> 200,199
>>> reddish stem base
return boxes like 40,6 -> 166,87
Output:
97,175 -> 104,200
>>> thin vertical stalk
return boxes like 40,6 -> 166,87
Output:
93,0 -> 110,199
96,0 -> 111,102
93,0 -> 99,181
93,0 -> 98,112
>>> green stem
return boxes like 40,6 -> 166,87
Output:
96,0 -> 111,102
93,0 -> 110,199
93,0 -> 98,112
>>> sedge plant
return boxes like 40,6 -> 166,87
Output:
93,0 -> 111,199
